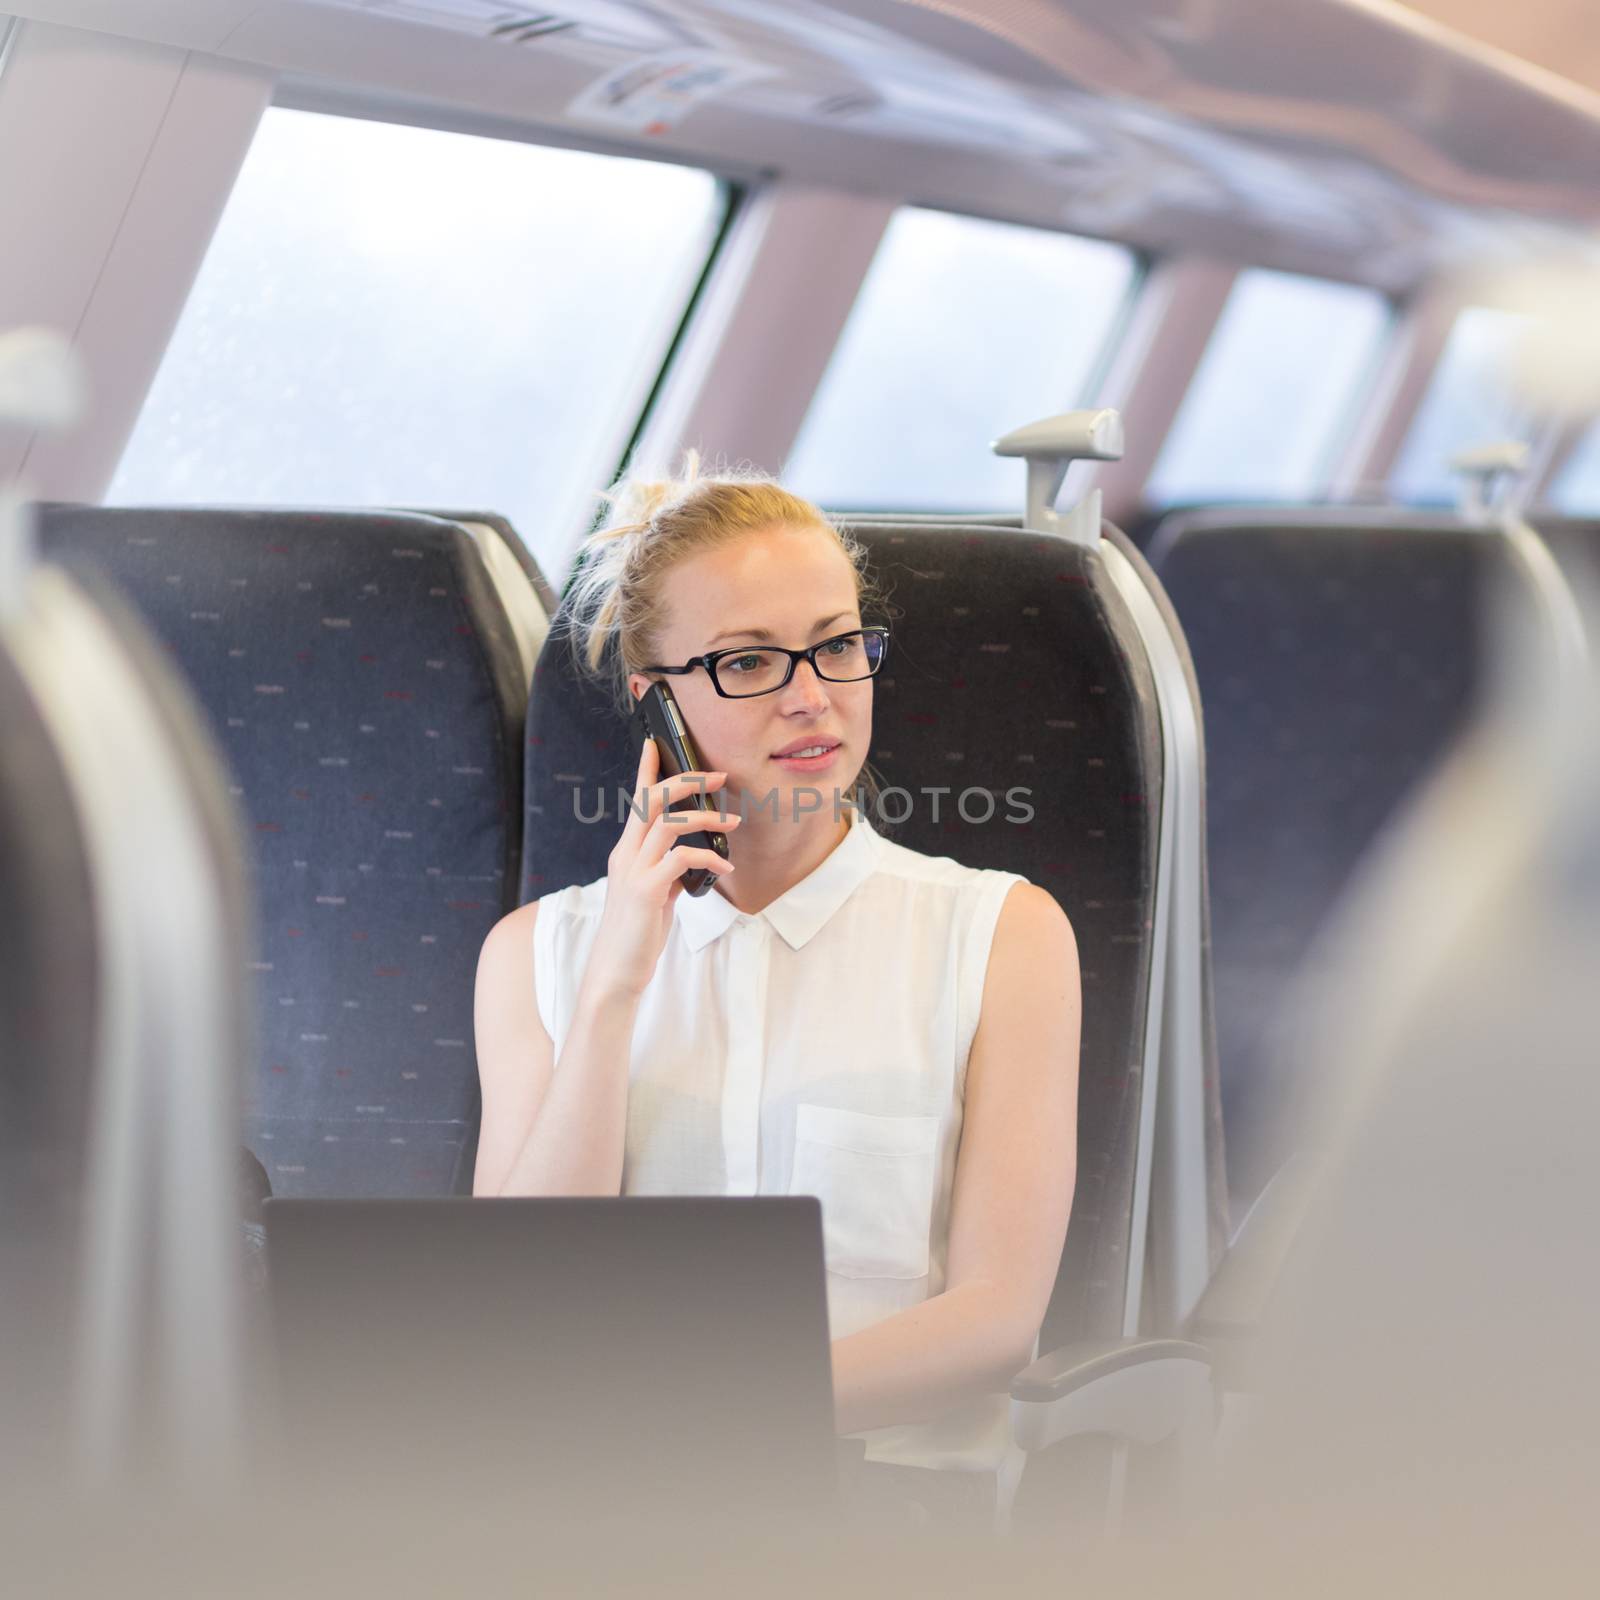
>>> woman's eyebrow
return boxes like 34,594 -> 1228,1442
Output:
705,612 -> 851,647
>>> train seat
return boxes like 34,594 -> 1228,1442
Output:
1,577 -> 101,1482
1535,514 -> 1600,588
2,504 -> 252,1485
397,508 -> 558,693
1145,504 -> 1565,1215
521,421 -> 1226,1528
33,504 -> 529,1198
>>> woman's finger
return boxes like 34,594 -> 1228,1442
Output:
660,808 -> 740,830
651,844 -> 736,883
632,768 -> 729,834
637,812 -> 739,873
618,738 -> 659,845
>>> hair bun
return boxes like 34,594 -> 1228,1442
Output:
598,449 -> 705,539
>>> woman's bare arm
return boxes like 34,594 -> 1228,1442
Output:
472,742 -> 739,1198
471,901 -> 644,1197
829,881 -> 1081,1434
471,902 -> 553,1196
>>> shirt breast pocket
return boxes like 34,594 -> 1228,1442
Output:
788,1103 -> 939,1281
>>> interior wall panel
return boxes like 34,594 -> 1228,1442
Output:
0,18 -> 272,495
633,184 -> 894,483
1084,257 -> 1238,527
1329,286 -> 1459,497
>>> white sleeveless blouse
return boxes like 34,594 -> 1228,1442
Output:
531,807 -> 1028,1474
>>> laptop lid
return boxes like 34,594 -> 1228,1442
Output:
263,1196 -> 836,1525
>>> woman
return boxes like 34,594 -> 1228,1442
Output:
472,462 -> 1081,1529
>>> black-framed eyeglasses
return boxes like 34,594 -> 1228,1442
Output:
642,626 -> 891,700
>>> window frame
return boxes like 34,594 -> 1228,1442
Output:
1141,264 -> 1401,511
782,198 -> 1150,514
1386,302 -> 1543,508
109,83 -> 748,578
1543,416 -> 1600,515
275,80 -> 754,536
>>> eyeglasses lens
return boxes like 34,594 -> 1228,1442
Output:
713,632 -> 885,698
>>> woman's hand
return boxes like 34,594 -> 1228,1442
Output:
582,738 -> 740,1002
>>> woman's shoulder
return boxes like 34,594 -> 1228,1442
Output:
860,826 -> 1075,955
478,875 -> 606,961
524,873 -> 609,925
866,825 -> 1032,898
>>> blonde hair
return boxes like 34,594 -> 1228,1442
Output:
564,453 -> 886,713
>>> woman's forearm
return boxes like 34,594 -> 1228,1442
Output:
829,1279 -> 1038,1437
492,979 -> 640,1196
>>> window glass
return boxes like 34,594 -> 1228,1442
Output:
108,107 -> 726,578
1389,307 -> 1537,506
1548,420 -> 1600,515
785,208 -> 1137,511
1145,268 -> 1390,505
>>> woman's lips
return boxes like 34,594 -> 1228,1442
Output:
771,741 -> 841,773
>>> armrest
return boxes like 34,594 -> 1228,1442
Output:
1009,1338 -> 1211,1453
1186,1150 -> 1321,1390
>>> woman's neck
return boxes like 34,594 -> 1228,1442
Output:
714,805 -> 852,915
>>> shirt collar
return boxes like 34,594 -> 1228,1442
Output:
674,807 -> 878,953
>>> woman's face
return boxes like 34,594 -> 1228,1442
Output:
628,523 -> 871,825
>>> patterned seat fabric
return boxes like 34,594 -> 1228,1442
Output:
522,520 -> 1162,1353
1151,514 -> 1516,1215
35,505 -> 527,1198
405,508 -> 560,618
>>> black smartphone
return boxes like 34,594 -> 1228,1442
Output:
627,681 -> 731,897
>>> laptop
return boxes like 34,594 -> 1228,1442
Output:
263,1195 -> 839,1527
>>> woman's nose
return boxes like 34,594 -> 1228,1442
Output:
779,659 -> 831,713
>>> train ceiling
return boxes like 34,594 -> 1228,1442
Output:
8,1 -> 1600,288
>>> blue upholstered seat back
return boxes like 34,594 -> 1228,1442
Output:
1151,512 -> 1514,1209
35,505 -> 527,1197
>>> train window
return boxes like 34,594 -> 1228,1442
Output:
784,207 -> 1136,510
1145,268 -> 1390,505
1389,306 -> 1536,506
107,107 -> 727,575
1548,422 -> 1600,514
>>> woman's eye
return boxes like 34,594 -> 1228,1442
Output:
726,653 -> 762,673
822,635 -> 859,656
